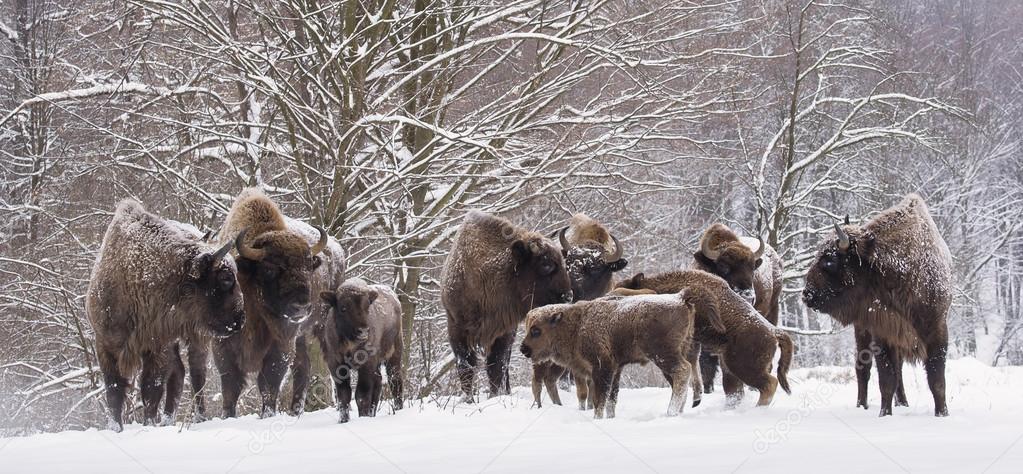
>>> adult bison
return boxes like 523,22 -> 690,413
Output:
212,188 -> 328,418
803,194 -> 952,417
532,213 -> 627,408
87,200 -> 244,431
442,211 -> 573,402
692,221 -> 784,393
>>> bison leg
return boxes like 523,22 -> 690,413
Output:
854,326 -> 873,410
289,335 -> 311,416
385,351 -> 404,411
590,366 -> 614,419
355,366 -> 380,417
98,349 -> 128,432
449,330 -> 478,403
543,364 -> 565,406
686,343 -> 703,407
332,359 -> 354,423
139,351 -> 166,426
257,345 -> 289,418
213,342 -> 244,418
699,349 -> 719,394
163,343 -> 186,424
925,338 -> 949,417
605,368 -> 622,419
485,331 -> 515,398
186,342 -> 209,422
873,341 -> 899,417
893,353 -> 909,407
721,368 -> 745,408
530,362 -> 547,408
659,355 -> 692,416
576,375 -> 592,410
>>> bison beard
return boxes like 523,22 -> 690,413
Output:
803,194 -> 952,417
442,211 -> 573,402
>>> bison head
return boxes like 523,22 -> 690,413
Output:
802,218 -> 877,319
511,236 -> 573,306
558,228 -> 627,301
519,305 -> 570,362
320,284 -> 377,343
234,226 -> 327,323
694,226 -> 764,305
185,238 -> 245,337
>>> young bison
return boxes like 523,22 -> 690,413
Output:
87,200 -> 244,431
319,278 -> 403,423
616,270 -> 793,407
803,194 -> 952,417
691,222 -> 784,393
520,293 -> 697,419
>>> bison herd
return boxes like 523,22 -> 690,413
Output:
86,190 -> 952,431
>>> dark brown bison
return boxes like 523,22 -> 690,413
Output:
212,188 -> 328,418
803,194 -> 952,417
442,211 -> 573,402
86,200 -> 244,431
318,278 -> 404,422
691,222 -> 784,393
520,292 -> 697,419
616,270 -> 793,407
532,214 -> 628,409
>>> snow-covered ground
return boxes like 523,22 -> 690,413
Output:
2,358 -> 1021,473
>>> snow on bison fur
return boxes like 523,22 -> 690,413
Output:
212,188 -> 328,418
87,200 -> 243,431
803,194 -> 953,417
691,222 -> 784,393
520,292 -> 697,419
531,213 -> 628,408
442,211 -> 573,402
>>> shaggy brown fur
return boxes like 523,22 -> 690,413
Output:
803,194 -> 952,417
532,214 -> 628,409
318,278 -> 404,423
442,211 -> 573,401
212,188 -> 328,418
692,223 -> 784,393
616,270 -> 793,407
520,293 -> 697,418
87,200 -> 243,431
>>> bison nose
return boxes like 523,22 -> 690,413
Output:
561,291 -> 574,303
520,344 -> 532,358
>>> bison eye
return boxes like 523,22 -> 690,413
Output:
529,327 -> 541,338
539,262 -> 555,276
218,272 -> 235,292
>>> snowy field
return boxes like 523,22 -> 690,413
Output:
2,358 -> 1021,473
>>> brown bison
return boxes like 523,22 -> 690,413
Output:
616,270 -> 793,407
442,211 -> 573,402
532,214 -> 627,409
212,188 -> 328,418
318,278 -> 404,422
692,222 -> 784,393
803,194 -> 952,417
520,292 -> 698,418
86,200 -> 244,431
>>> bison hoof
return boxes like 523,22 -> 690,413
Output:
338,410 -> 351,423
896,399 -> 910,407
703,387 -> 714,394
159,414 -> 176,427
935,408 -> 949,417
106,418 -> 124,433
692,398 -> 701,408
192,412 -> 208,424
878,407 -> 892,417
857,400 -> 869,410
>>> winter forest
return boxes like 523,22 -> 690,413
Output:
2,0 -> 1023,450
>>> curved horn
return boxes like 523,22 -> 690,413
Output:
752,234 -> 765,259
235,228 -> 266,261
606,234 -> 624,262
834,222 -> 851,252
201,230 -> 214,243
558,226 -> 570,251
210,237 -> 234,264
844,214 -> 850,225
701,234 -> 721,261
310,226 -> 328,255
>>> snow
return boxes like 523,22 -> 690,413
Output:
2,359 -> 1021,473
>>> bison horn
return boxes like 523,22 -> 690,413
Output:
210,236 -> 234,264
558,226 -> 570,251
235,228 -> 266,261
752,215 -> 765,259
606,233 -> 624,262
701,233 -> 721,261
844,214 -> 850,225
310,226 -> 328,256
834,222 -> 851,252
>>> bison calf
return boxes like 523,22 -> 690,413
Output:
616,270 -> 793,407
319,278 -> 403,423
520,293 -> 698,419
87,200 -> 244,431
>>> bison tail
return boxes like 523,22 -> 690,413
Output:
776,331 -> 794,395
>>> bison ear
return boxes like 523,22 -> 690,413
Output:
367,290 -> 378,306
693,251 -> 714,268
319,291 -> 337,307
607,258 -> 628,272
511,239 -> 531,270
754,257 -> 763,269
187,254 -> 211,281
856,233 -> 877,260
550,312 -> 563,325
